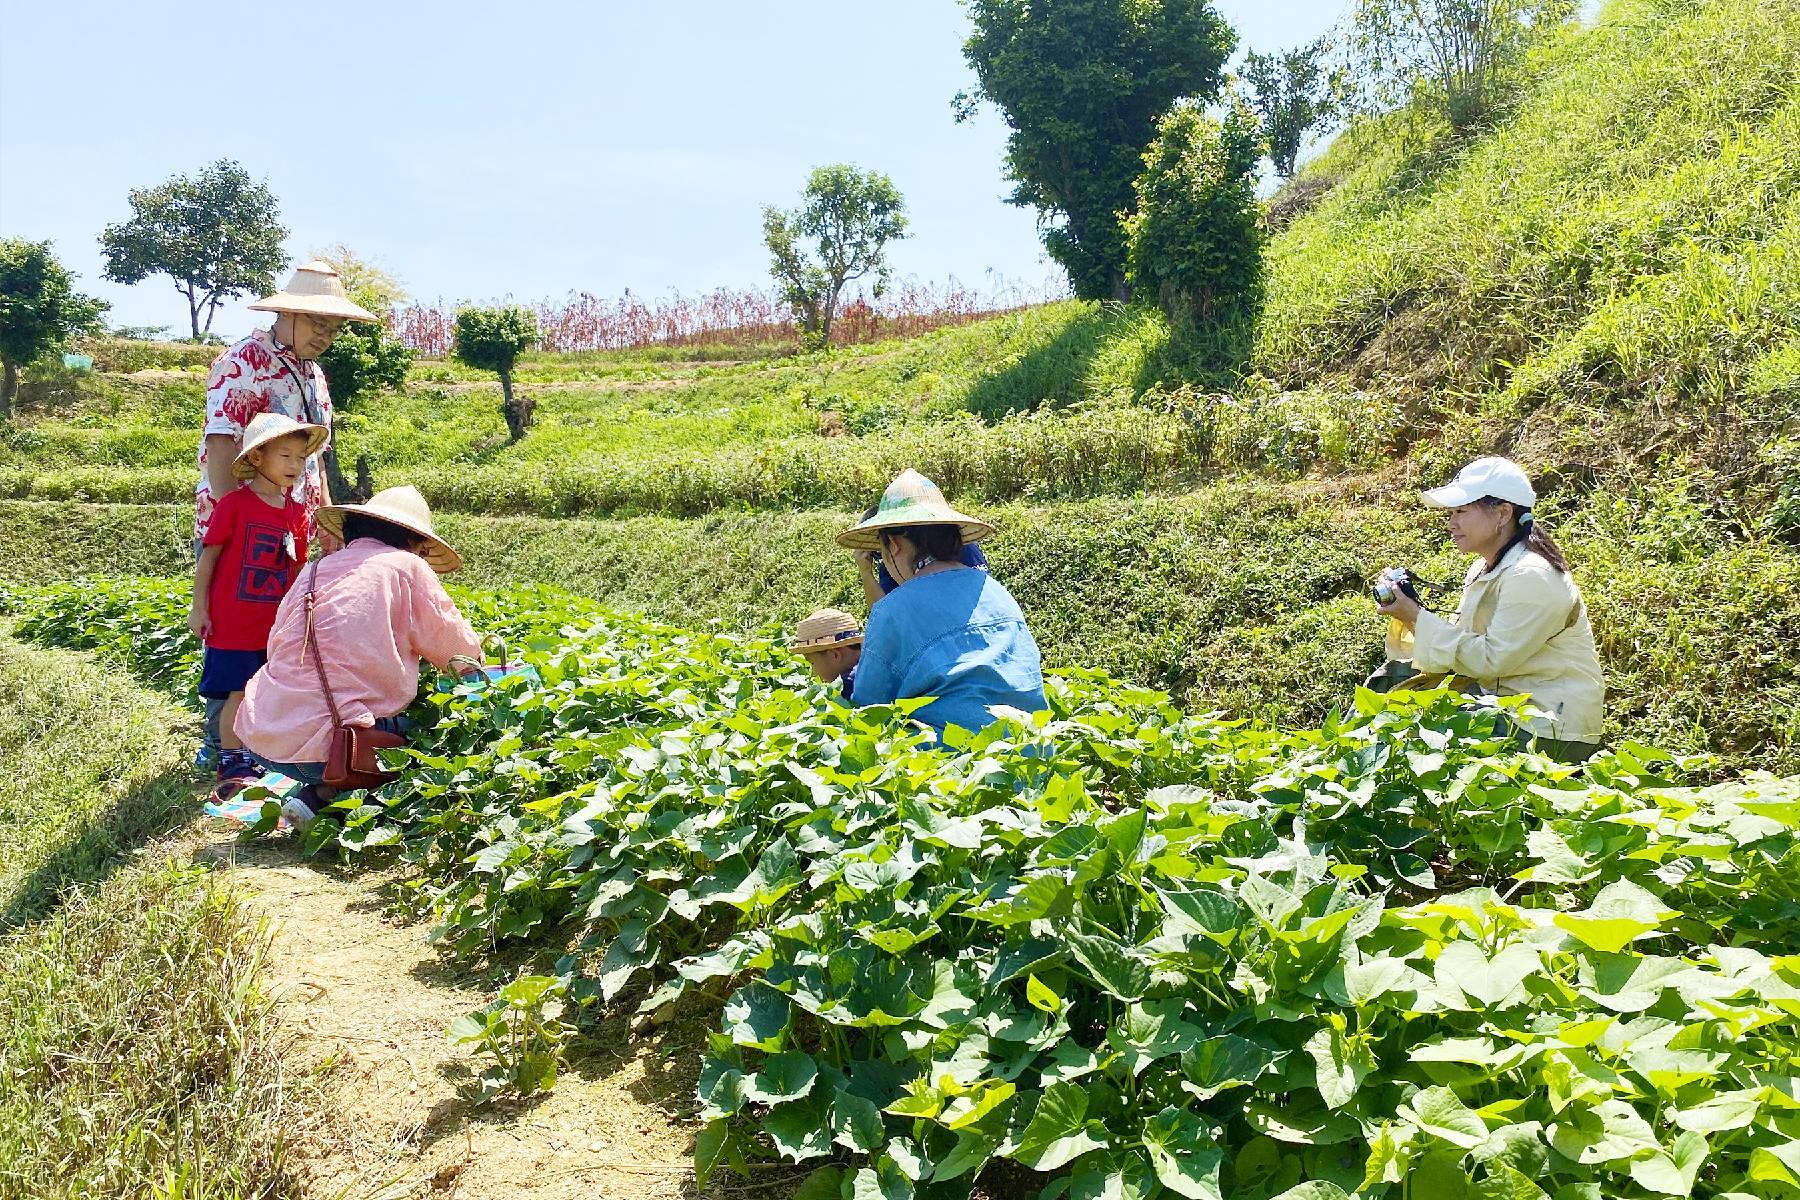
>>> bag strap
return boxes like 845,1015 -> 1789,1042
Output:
302,560 -> 346,729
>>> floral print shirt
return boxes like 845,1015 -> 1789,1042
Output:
196,328 -> 333,539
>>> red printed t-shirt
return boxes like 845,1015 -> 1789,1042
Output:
202,487 -> 311,651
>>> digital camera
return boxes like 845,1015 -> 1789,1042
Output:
1372,567 -> 1419,605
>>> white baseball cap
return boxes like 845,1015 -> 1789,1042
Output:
1421,457 -> 1537,510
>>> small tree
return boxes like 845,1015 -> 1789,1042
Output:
762,165 -> 909,349
314,244 -> 414,410
956,0 -> 1235,301
1123,100 -> 1265,327
315,243 -> 408,318
1241,38 -> 1343,178
0,239 -> 108,419
453,305 -> 539,441
99,159 -> 288,339
1348,0 -> 1575,130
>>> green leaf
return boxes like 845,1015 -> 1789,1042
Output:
942,1079 -> 1016,1130
1180,1036 -> 1280,1100
1628,1130 -> 1706,1197
830,1092 -> 886,1152
1304,1024 -> 1366,1110
763,1091 -> 833,1162
1404,1086 -> 1489,1150
722,982 -> 790,1051
1064,921 -> 1153,1001
745,1050 -> 818,1104
1433,942 -> 1542,1010
1026,972 -> 1062,1012
694,1119 -> 735,1189
970,873 -> 1071,926
933,1129 -> 998,1182
1269,1184 -> 1352,1200
696,1057 -> 746,1119
1011,1082 -> 1108,1171
1547,1100 -> 1658,1166
1749,1140 -> 1800,1186
794,1166 -> 843,1200
848,1158 -> 914,1200
1140,1106 -> 1224,1200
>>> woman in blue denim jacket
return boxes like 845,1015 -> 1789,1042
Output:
838,471 -> 1046,741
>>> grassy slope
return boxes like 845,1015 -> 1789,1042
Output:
0,638 -> 288,1199
12,488 -> 1794,770
1255,0 -> 1800,497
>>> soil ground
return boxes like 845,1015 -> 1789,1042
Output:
184,823 -> 705,1200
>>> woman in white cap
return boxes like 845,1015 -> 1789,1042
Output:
195,260 -> 377,555
236,486 -> 482,823
838,470 -> 1046,741
1376,456 -> 1605,761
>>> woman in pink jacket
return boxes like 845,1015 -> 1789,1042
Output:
237,486 -> 481,824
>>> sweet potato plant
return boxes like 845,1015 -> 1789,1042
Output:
8,577 -> 1799,1199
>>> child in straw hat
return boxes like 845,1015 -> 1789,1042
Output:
189,413 -> 326,799
792,609 -> 863,696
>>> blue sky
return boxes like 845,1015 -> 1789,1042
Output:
0,0 -> 1342,337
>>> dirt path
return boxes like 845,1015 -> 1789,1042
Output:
188,828 -> 701,1200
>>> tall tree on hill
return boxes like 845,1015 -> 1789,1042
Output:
956,0 -> 1235,302
1348,0 -> 1576,130
762,165 -> 909,350
0,239 -> 108,419
99,159 -> 288,340
454,305 -> 539,441
1241,37 -> 1343,178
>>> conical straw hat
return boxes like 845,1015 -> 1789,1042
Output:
231,412 -> 329,480
313,485 -> 462,573
248,259 -> 377,322
836,469 -> 994,551
792,608 -> 863,652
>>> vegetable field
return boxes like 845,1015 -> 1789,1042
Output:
9,578 -> 1800,1200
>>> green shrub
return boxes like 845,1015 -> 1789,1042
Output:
1124,100 -> 1265,329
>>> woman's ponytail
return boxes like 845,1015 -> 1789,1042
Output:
1516,509 -> 1571,573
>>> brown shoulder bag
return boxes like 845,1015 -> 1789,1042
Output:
302,561 -> 407,790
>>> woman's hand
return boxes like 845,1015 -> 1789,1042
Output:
1376,589 -> 1422,629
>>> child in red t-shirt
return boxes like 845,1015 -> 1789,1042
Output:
189,413 -> 326,798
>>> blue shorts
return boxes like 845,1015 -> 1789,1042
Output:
199,647 -> 268,698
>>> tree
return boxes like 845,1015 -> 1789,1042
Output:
453,305 -> 539,441
313,243 -> 414,410
314,243 -> 408,319
1348,0 -> 1575,130
1123,100 -> 1265,328
99,159 -> 289,339
1241,38 -> 1343,178
0,239 -> 108,419
956,0 -> 1235,301
762,165 -> 909,350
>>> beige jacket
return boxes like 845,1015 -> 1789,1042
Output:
1387,542 -> 1606,742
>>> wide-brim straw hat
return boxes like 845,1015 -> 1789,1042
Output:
793,608 -> 863,653
314,485 -> 462,574
248,259 -> 378,323
231,412 -> 328,480
836,469 -> 995,551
